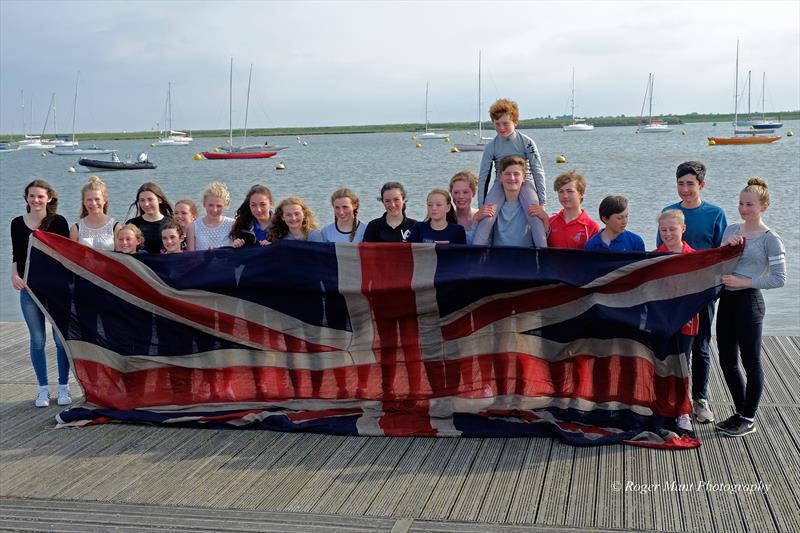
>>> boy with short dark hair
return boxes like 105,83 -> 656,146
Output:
584,195 -> 645,251
657,160 -> 727,424
472,98 -> 547,246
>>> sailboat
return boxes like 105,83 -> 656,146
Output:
203,59 -> 280,160
709,41 -> 780,145
50,73 -> 114,155
154,82 -> 192,146
732,71 -> 776,134
454,51 -> 490,151
417,82 -> 449,140
46,94 -> 78,148
751,73 -> 783,130
637,73 -> 672,133
562,68 -> 594,131
13,91 -> 55,150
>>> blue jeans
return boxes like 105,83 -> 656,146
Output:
20,289 -> 70,386
689,302 -> 715,400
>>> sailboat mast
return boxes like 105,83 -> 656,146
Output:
168,82 -> 173,133
228,57 -> 233,147
41,93 -> 54,138
53,95 -> 58,138
570,67 -> 576,120
648,74 -> 654,121
733,41 -> 739,126
477,51 -> 482,139
425,82 -> 430,133
761,72 -> 766,117
747,70 -> 751,118
244,64 -> 253,145
71,72 -> 79,143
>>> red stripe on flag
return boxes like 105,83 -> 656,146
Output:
33,231 -> 338,354
72,350 -> 689,418
358,244 -> 435,435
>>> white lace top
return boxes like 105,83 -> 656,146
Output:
193,217 -> 234,250
77,217 -> 117,251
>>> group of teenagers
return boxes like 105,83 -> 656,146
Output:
11,98 -> 785,439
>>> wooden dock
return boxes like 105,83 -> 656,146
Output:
1,321 -> 798,532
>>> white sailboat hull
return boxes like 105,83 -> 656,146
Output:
562,123 -> 594,131
418,132 -> 449,140
16,141 -> 55,149
641,124 -> 672,133
453,143 -> 486,151
50,146 -> 115,155
154,138 -> 192,146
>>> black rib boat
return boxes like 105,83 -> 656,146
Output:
78,153 -> 156,171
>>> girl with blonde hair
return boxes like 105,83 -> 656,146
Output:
186,181 -> 235,250
267,197 -> 322,242
408,189 -> 466,244
69,175 -> 118,251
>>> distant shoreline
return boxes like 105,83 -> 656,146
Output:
3,111 -> 798,142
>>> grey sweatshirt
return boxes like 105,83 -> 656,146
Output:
722,224 -> 786,290
477,130 -> 546,206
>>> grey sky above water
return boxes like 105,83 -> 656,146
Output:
1,0 -> 798,134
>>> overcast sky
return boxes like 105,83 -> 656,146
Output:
1,0 -> 798,134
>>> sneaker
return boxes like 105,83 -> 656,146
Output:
693,399 -> 715,423
715,414 -> 741,432
676,414 -> 693,432
722,416 -> 756,438
57,385 -> 72,406
35,388 -> 50,408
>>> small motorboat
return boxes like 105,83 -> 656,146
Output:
50,145 -> 115,155
78,152 -> 156,171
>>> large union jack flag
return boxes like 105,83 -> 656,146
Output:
26,231 -> 741,449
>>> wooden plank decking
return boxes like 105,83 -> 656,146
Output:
1,322 -> 798,532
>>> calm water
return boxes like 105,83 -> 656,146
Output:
1,122 -> 798,334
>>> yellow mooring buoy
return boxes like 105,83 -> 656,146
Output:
276,162 -> 286,170
193,154 -> 202,160
450,146 -> 459,153
555,154 -> 567,164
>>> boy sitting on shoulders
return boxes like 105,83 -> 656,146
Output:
472,98 -> 547,247
584,195 -> 645,252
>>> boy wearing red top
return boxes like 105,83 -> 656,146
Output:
531,170 -> 600,248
